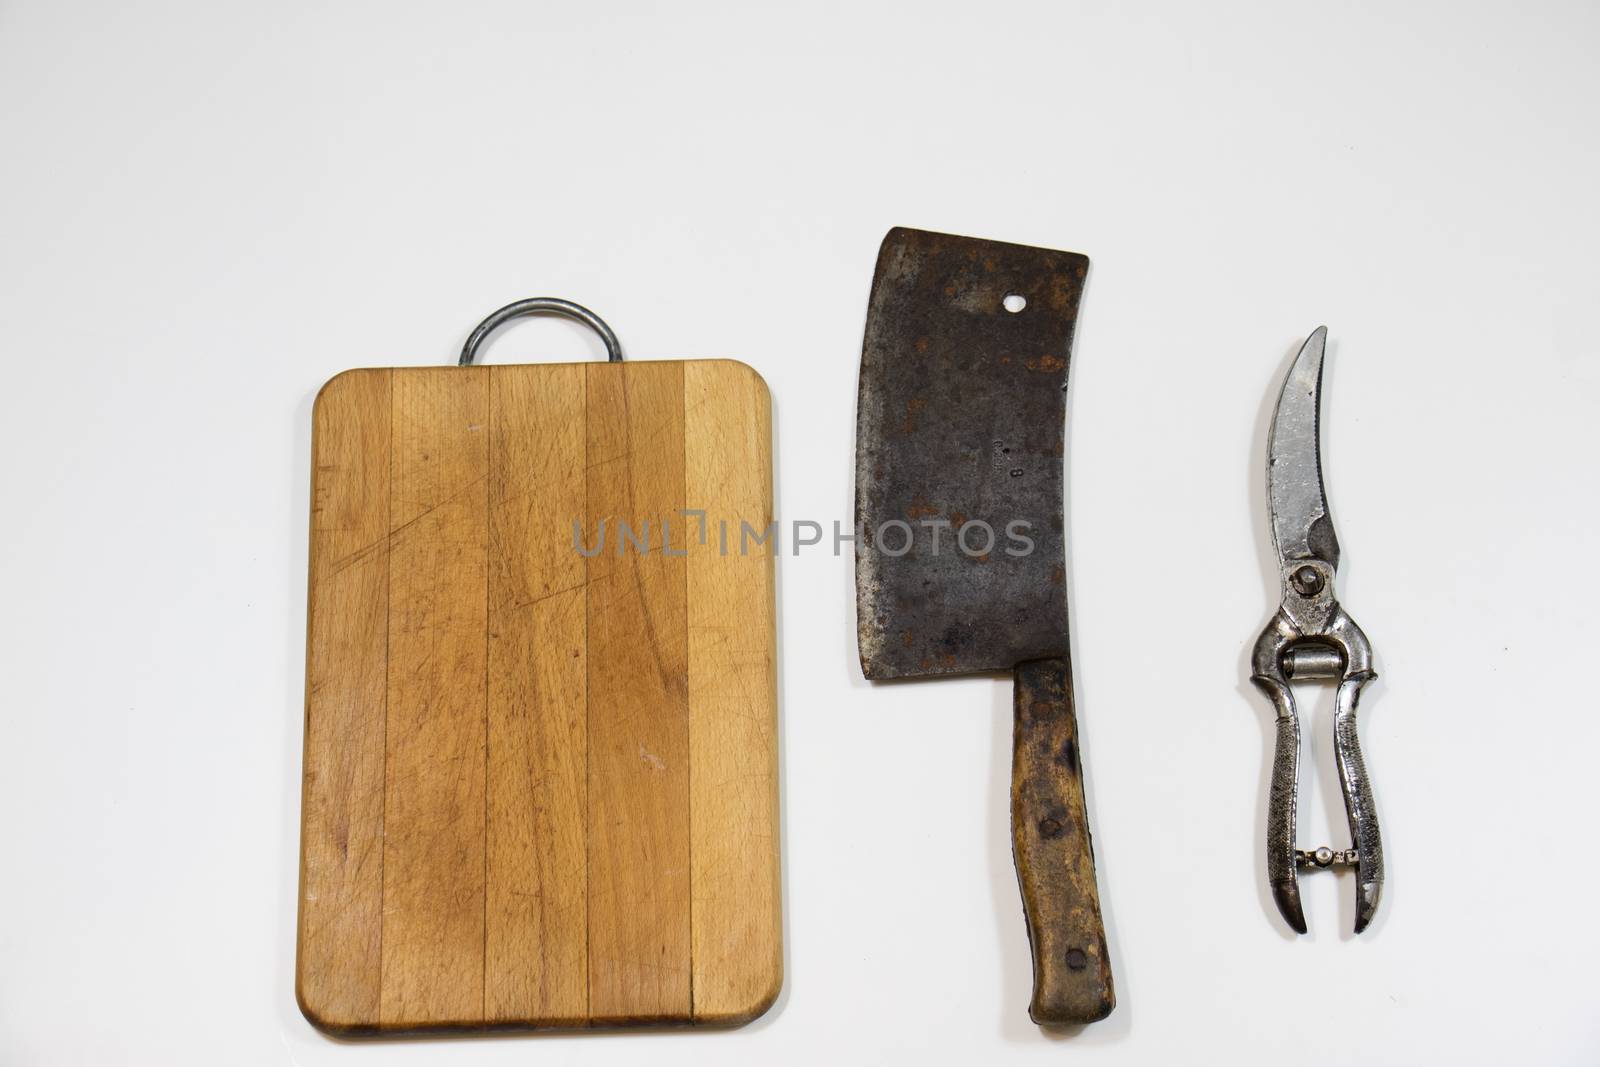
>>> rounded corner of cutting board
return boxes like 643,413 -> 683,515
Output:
695,951 -> 784,1029
698,357 -> 771,393
294,964 -> 374,1038
312,366 -> 386,411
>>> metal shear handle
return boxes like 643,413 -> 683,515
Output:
1252,600 -> 1383,934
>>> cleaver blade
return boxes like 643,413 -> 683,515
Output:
853,227 -> 1113,1025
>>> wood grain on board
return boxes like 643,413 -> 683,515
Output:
485,364 -> 589,1024
298,367 -> 390,1032
584,361 -> 693,1023
297,360 -> 780,1034
381,368 -> 489,1027
684,361 -> 781,1022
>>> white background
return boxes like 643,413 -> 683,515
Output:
2,2 -> 1596,1064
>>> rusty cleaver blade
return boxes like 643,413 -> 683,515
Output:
854,227 -> 1113,1025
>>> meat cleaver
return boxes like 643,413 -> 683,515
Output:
854,227 -> 1113,1025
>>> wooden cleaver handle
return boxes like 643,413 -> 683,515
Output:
1011,658 -> 1115,1025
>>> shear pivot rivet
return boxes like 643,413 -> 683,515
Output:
1291,566 -> 1324,596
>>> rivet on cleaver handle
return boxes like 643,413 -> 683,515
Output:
853,227 -> 1113,1024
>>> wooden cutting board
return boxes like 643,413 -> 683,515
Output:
296,359 -> 781,1035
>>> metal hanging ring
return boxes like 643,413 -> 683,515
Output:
458,297 -> 624,366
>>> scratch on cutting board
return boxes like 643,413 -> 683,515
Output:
637,743 -> 666,771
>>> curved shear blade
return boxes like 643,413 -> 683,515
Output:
1268,327 -> 1340,571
